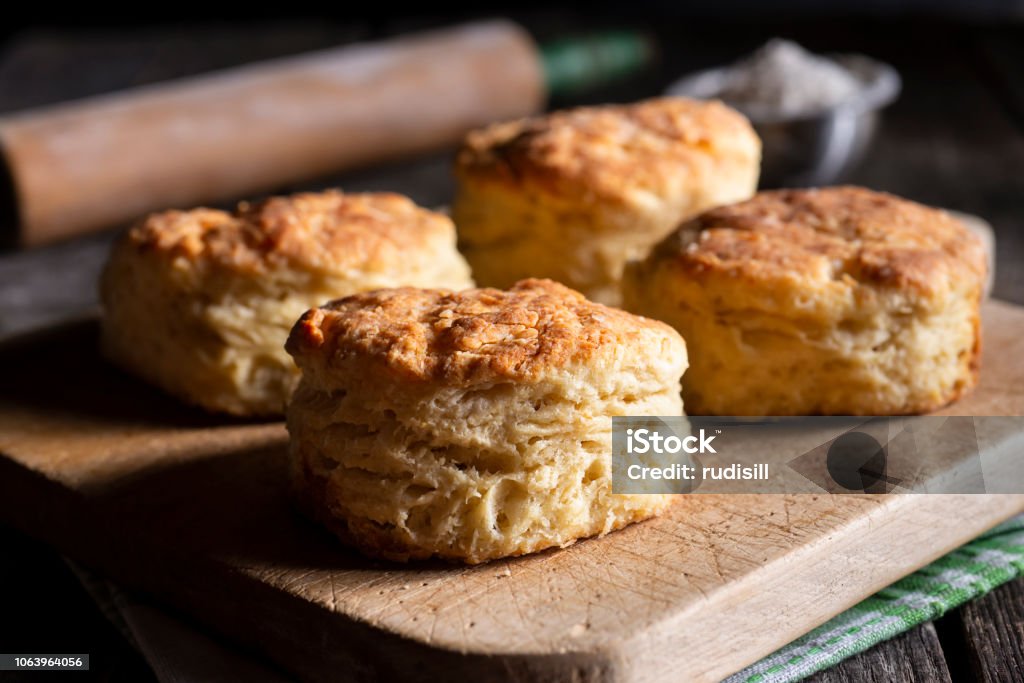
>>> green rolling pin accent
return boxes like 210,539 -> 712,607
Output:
541,31 -> 656,98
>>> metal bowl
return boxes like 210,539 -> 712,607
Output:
666,55 -> 901,187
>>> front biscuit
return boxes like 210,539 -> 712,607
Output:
285,279 -> 688,563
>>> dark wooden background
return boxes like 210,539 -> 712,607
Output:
0,9 -> 1021,682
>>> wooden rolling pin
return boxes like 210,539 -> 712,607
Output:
0,22 -> 648,247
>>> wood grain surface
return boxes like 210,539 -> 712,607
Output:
0,300 -> 1023,682
806,623 -> 951,683
963,579 -> 1024,682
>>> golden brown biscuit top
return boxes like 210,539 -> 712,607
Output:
455,97 -> 760,203
121,190 -> 454,274
649,187 -> 986,298
287,279 -> 684,385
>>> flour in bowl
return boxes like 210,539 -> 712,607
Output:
717,39 -> 862,117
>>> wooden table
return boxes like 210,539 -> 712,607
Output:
0,13 -> 1021,682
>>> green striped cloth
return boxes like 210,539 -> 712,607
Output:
728,514 -> 1024,683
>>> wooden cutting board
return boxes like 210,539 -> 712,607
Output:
1,301 -> 1022,683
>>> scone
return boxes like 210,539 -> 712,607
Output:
100,190 -> 473,416
452,97 -> 761,306
285,279 -> 688,564
623,187 -> 987,416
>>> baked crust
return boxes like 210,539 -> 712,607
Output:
125,190 -> 458,275
456,97 -> 760,206
287,278 -> 680,386
653,187 -> 987,301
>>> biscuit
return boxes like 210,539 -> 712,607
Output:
623,187 -> 987,416
285,279 -> 688,564
452,97 -> 761,305
100,190 -> 473,416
